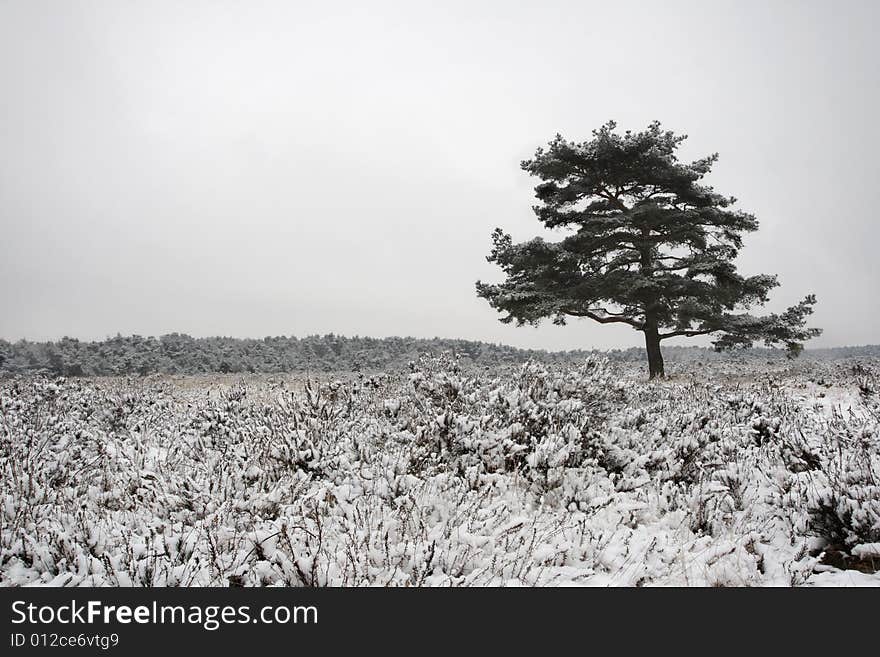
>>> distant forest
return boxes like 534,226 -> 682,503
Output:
0,334 -> 878,377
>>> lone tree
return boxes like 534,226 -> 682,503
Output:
476,121 -> 821,378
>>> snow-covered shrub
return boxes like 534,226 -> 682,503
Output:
400,354 -> 623,489
1,355 -> 878,586
799,411 -> 880,548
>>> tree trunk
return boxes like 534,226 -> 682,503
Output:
638,238 -> 664,378
643,324 -> 665,379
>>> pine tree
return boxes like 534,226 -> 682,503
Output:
476,121 -> 821,378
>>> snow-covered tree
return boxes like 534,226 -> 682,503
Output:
476,121 -> 822,378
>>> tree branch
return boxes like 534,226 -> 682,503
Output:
564,307 -> 644,329
659,328 -> 716,339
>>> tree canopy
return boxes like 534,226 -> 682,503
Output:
476,120 -> 822,377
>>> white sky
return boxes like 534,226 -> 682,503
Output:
1,0 -> 877,350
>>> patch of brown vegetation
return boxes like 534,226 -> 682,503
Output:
819,545 -> 879,574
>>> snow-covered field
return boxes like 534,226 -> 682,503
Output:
2,355 -> 878,586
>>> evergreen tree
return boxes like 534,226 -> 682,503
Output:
476,121 -> 822,378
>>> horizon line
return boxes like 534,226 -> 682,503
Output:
2,332 -> 876,354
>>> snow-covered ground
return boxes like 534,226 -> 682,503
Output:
1,354 -> 878,586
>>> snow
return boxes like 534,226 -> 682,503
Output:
1,354 -> 878,587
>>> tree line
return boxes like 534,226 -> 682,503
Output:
1,333 -> 873,378
0,333 -> 586,377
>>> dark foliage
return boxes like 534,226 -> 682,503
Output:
477,121 -> 822,377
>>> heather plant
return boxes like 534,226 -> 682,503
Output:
1,355 -> 878,586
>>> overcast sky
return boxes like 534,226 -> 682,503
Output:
1,0 -> 877,350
